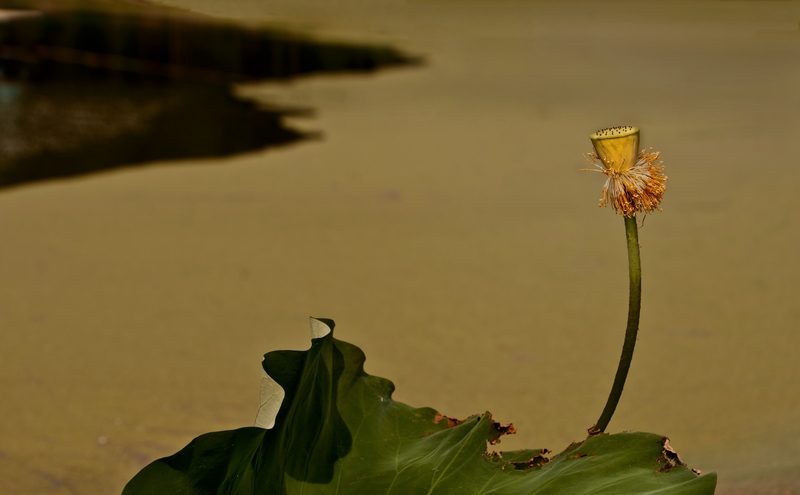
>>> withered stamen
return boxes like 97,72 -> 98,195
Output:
583,148 -> 667,217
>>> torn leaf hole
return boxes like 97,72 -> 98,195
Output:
510,454 -> 550,470
434,414 -> 463,428
489,421 -> 517,445
655,438 -> 686,473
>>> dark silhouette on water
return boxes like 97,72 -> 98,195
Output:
0,6 -> 418,190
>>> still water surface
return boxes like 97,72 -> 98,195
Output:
1,0 -> 799,494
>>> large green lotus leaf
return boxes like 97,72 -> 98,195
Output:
124,318 -> 716,495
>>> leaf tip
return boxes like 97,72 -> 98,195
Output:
309,317 -> 334,339
255,367 -> 285,429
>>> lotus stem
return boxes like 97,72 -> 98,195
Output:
591,214 -> 641,434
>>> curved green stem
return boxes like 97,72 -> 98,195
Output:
591,215 -> 641,434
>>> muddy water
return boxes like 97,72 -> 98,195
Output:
1,0 -> 799,494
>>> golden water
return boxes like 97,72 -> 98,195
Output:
1,0 -> 799,493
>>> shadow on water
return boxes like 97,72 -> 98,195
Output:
0,4 -> 419,191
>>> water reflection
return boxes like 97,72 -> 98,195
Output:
0,6 -> 417,190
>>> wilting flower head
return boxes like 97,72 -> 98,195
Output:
583,126 -> 667,217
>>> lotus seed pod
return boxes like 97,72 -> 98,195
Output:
589,126 -> 640,173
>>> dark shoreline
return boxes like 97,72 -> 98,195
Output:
0,3 -> 420,190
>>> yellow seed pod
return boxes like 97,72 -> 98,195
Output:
589,126 -> 640,173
